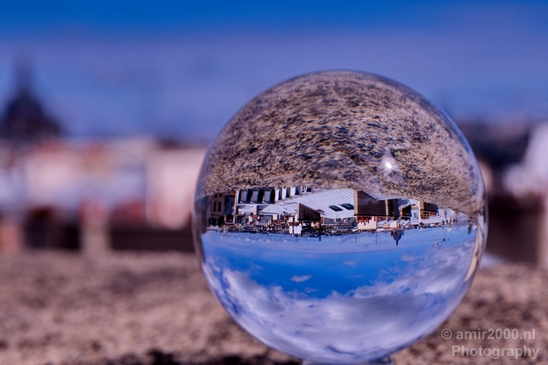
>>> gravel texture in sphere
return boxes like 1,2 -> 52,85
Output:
198,70 -> 484,217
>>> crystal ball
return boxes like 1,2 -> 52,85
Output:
193,71 -> 487,364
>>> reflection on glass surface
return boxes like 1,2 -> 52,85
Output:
193,71 -> 487,364
198,189 -> 483,363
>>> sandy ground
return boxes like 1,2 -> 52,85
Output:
0,252 -> 546,365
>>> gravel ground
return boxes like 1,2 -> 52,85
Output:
0,252 -> 546,365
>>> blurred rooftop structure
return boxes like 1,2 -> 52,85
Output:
1,57 -> 62,143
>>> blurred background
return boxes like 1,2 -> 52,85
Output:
0,0 -> 547,265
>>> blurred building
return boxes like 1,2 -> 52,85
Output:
0,58 -> 207,254
21,139 -> 205,251
1,58 -> 62,143
459,120 -> 548,267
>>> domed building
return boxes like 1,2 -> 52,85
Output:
1,59 -> 62,143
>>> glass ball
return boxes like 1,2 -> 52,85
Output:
193,71 -> 487,364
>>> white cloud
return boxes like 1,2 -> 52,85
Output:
290,275 -> 312,283
202,228 -> 476,363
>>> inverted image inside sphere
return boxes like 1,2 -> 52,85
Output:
193,70 -> 487,364
197,70 -> 484,217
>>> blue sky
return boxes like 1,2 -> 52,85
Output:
0,1 -> 507,32
1,1 -> 546,32
0,1 -> 547,140
201,225 -> 476,361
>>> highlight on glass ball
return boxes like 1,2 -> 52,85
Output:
192,70 -> 487,365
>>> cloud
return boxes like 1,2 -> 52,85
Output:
290,275 -> 312,283
202,227 -> 476,363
